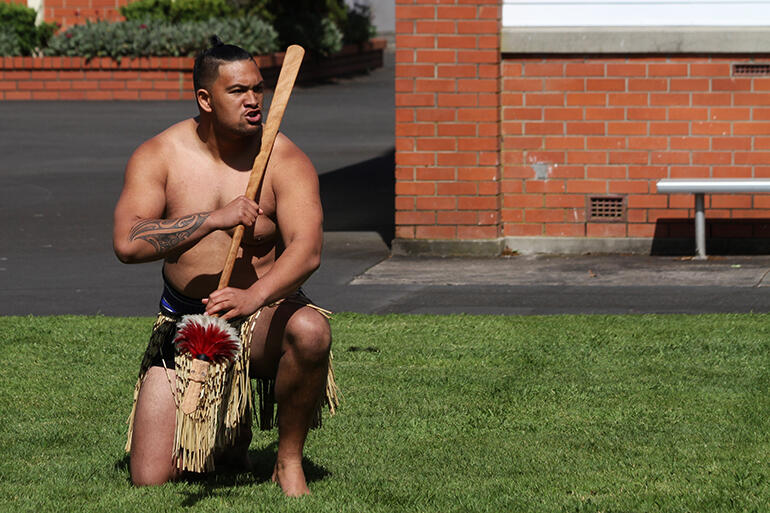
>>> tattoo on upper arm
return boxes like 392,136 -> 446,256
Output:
129,213 -> 210,253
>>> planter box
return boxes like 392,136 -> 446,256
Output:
0,39 -> 386,100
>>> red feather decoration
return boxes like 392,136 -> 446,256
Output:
174,314 -> 242,363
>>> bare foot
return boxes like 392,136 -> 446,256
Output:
271,459 -> 310,497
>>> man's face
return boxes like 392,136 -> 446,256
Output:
207,59 -> 265,136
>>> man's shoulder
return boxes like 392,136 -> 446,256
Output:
132,118 -> 197,160
268,132 -> 319,197
125,118 -> 198,181
272,132 -> 314,173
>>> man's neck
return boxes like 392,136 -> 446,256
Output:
195,117 -> 262,170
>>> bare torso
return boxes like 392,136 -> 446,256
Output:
160,118 -> 281,298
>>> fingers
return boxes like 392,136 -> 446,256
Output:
220,309 -> 238,321
203,289 -> 242,320
215,196 -> 263,229
237,197 -> 265,227
234,196 -> 259,227
204,292 -> 228,316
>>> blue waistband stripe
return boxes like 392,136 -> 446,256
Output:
159,275 -> 206,316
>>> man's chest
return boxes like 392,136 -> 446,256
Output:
164,165 -> 276,218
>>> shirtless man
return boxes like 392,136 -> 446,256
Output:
112,39 -> 330,497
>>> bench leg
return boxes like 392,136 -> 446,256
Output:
694,193 -> 707,260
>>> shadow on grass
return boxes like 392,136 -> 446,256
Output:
115,454 -> 130,476
114,444 -> 329,505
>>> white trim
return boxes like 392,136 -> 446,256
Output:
503,1 -> 770,27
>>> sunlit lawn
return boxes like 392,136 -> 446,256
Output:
2,313 -> 770,512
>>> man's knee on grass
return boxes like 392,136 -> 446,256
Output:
131,471 -> 171,487
131,459 -> 178,487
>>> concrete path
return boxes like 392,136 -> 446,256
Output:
337,250 -> 770,314
354,254 -> 770,288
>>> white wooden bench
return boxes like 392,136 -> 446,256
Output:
656,179 -> 770,259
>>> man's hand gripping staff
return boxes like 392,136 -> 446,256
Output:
175,44 -> 306,415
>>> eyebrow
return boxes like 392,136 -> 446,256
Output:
226,81 -> 264,91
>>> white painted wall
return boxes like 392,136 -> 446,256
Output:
503,1 -> 770,26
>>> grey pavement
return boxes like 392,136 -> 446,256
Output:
1,47 -> 769,316
346,251 -> 770,314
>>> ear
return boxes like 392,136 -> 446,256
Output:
196,88 -> 213,113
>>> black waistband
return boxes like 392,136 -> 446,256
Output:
159,272 -> 206,316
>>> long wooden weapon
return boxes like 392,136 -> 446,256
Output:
176,45 -> 306,415
218,44 -> 306,290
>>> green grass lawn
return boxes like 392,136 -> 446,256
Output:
2,313 -> 770,512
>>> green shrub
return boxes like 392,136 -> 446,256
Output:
116,0 -> 375,56
0,0 -> 373,58
317,16 -> 343,55
120,0 -> 236,23
119,0 -> 171,21
213,16 -> 280,54
44,16 -> 278,59
272,13 -> 342,56
262,0 -> 373,56
343,2 -> 375,45
170,0 -> 234,22
0,2 -> 37,55
36,19 -> 57,48
231,0 -> 271,21
274,13 -> 342,56
0,2 -> 57,55
0,31 -> 22,56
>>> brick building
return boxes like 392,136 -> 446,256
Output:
7,0 -> 770,255
394,0 -> 770,255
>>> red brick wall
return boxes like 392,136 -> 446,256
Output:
395,0 -> 770,248
501,55 -> 770,240
0,0 -> 124,28
44,0 -> 127,29
0,41 -> 385,99
0,56 -> 194,99
394,0 -> 501,241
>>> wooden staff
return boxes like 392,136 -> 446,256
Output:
217,44 -> 306,290
178,45 -> 305,416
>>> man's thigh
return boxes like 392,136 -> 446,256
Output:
247,301 -> 330,379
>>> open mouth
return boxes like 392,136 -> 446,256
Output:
245,110 -> 261,124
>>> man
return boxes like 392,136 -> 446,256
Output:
113,38 -> 333,497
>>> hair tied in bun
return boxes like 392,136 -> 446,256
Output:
210,35 -> 224,48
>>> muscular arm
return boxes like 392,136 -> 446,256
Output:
113,138 -> 259,264
124,212 -> 213,260
250,158 -> 323,305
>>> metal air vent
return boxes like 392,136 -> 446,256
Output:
733,64 -> 770,76
587,195 -> 626,222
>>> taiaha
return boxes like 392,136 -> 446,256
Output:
170,44 -> 307,473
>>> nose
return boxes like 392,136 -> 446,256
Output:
245,90 -> 259,107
